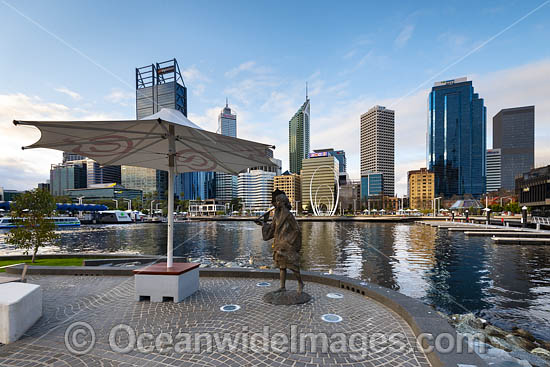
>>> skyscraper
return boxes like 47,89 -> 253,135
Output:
238,158 -> 282,211
124,59 -> 187,200
86,159 -> 121,186
360,105 -> 395,196
427,77 -> 486,197
215,100 -> 238,202
493,106 -> 535,191
50,161 -> 87,196
289,90 -> 310,174
486,149 -> 501,192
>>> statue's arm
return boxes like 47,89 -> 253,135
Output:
261,220 -> 275,241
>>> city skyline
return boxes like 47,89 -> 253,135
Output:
1,1 -> 550,196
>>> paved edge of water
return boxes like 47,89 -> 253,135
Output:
5,263 -> 487,367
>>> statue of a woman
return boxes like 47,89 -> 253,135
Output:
257,190 -> 304,294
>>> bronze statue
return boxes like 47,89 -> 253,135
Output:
256,190 -> 309,304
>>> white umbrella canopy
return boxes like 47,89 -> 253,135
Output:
14,108 -> 274,174
14,108 -> 276,268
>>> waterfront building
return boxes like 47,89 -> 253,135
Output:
360,172 -> 383,207
175,172 -> 216,201
215,100 -> 238,202
66,183 -> 143,201
189,199 -> 226,216
50,160 -> 87,197
301,155 -> 339,213
0,188 -> 24,202
63,152 -> 86,163
273,171 -> 302,211
339,180 -> 361,213
37,181 -> 50,192
85,159 -> 121,186
486,149 -> 502,192
427,77 -> 486,197
289,92 -> 310,174
360,105 -> 395,196
493,106 -> 535,191
312,149 -> 346,173
121,165 -> 167,200
407,168 -> 435,210
238,157 -> 282,212
122,59 -> 188,200
515,165 -> 550,216
238,170 -> 277,212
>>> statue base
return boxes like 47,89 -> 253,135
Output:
263,289 -> 312,305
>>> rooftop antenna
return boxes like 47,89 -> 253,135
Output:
306,82 -> 308,100
226,97 -> 228,108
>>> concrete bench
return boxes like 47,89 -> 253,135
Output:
133,262 -> 199,303
0,282 -> 42,344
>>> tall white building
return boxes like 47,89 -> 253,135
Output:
360,105 -> 395,197
215,100 -> 238,202
486,148 -> 501,192
238,158 -> 281,212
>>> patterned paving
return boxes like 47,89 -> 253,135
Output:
0,275 -> 431,366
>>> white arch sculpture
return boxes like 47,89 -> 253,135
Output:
309,165 -> 340,216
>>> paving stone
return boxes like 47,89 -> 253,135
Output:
0,275 -> 431,366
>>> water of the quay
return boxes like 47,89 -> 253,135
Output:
1,221 -> 549,340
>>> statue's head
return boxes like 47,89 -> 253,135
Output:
272,189 -> 291,210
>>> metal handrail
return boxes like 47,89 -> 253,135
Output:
532,216 -> 550,225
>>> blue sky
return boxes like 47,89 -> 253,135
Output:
1,0 -> 550,195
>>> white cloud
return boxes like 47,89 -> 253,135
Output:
0,93 -> 119,190
54,87 -> 82,100
182,66 -> 211,83
394,24 -> 415,48
225,61 -> 272,78
105,88 -> 134,106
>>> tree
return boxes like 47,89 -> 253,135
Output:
6,189 -> 59,263
230,198 -> 242,212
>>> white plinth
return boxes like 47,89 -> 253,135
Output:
134,263 -> 199,303
0,283 -> 42,344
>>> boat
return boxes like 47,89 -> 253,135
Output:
96,210 -> 133,224
0,216 -> 81,229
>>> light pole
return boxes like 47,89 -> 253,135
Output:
77,196 -> 85,218
150,200 -> 156,217
123,198 -> 131,211
111,199 -> 118,209
433,197 -> 442,217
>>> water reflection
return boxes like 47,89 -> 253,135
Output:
1,221 -> 550,340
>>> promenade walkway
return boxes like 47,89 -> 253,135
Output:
0,275 -> 433,367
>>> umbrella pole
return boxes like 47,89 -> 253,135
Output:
167,125 -> 175,268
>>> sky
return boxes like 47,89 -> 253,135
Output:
1,0 -> 549,196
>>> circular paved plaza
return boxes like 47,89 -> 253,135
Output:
0,275 -> 431,366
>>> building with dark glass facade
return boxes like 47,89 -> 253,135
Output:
493,106 -> 534,191
50,161 -> 87,197
289,95 -> 310,174
215,100 -> 238,202
427,77 -> 486,197
360,172 -> 383,204
516,165 -> 550,216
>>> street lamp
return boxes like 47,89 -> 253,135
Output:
122,198 -> 131,211
111,199 -> 118,209
150,200 -> 156,217
433,197 -> 442,217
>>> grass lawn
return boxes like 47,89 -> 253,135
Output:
0,257 -> 89,272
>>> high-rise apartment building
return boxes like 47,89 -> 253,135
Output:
273,171 -> 301,211
121,59 -> 189,200
427,77 -> 486,197
50,161 -> 87,197
215,100 -> 238,202
238,170 -> 277,212
289,94 -> 310,174
407,168 -> 435,210
493,106 -> 535,191
301,155 -> 339,212
360,105 -> 395,196
486,149 -> 502,192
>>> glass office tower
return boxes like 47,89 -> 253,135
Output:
427,77 -> 486,197
289,94 -> 310,174
493,106 -> 535,191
